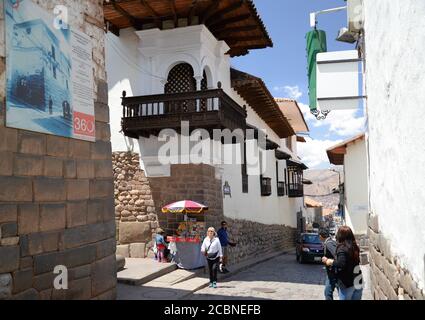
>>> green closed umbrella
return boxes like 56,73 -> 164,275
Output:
306,30 -> 327,111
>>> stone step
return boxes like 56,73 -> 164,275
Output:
146,268 -> 204,287
117,258 -> 178,286
172,276 -> 210,298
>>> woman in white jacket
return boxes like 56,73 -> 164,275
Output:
201,227 -> 223,288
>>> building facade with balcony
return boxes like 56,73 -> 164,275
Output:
104,0 -> 309,263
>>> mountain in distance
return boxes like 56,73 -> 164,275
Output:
304,169 -> 344,211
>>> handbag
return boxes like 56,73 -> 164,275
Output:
205,239 -> 219,260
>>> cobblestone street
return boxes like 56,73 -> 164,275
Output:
189,253 -> 373,300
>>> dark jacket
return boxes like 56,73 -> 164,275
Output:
324,238 -> 337,278
332,244 -> 362,288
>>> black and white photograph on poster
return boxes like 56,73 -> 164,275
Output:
4,0 -> 95,141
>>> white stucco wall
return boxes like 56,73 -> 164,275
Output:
106,29 -> 143,153
343,138 -> 368,235
364,0 -> 425,290
222,151 -> 302,228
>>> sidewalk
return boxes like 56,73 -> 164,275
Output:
117,248 -> 295,300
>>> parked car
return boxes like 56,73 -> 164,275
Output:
296,233 -> 324,264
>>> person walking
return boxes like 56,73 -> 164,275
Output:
319,229 -> 338,300
217,221 -> 236,273
322,226 -> 363,300
155,228 -> 168,263
201,227 -> 223,288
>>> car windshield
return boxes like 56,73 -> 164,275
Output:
302,234 -> 321,244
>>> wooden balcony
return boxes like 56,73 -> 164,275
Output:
260,176 -> 272,197
121,89 -> 247,139
288,183 -> 304,198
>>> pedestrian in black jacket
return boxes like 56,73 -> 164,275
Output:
322,226 -> 363,300
319,229 -> 337,300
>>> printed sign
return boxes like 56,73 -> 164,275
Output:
4,0 -> 95,141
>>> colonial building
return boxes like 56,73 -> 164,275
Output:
104,0 -> 309,263
327,134 -> 368,236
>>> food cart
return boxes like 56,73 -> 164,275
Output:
162,200 -> 207,269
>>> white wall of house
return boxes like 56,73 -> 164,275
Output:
364,0 -> 425,290
343,138 -> 368,235
106,29 -> 143,153
105,24 -> 305,228
222,152 -> 302,228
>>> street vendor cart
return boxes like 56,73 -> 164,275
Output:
162,200 -> 207,270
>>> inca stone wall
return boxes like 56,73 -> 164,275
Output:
0,1 -> 116,300
224,218 -> 296,265
368,214 -> 425,300
113,152 -> 159,258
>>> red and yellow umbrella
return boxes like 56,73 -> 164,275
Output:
161,200 -> 208,214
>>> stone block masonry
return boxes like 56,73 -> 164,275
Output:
224,219 -> 296,266
368,214 -> 425,300
0,0 -> 116,300
113,152 -> 159,257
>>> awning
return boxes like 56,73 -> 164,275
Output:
275,98 -> 310,133
327,133 -> 365,165
104,0 -> 273,57
232,68 -> 295,139
302,178 -> 313,185
287,159 -> 308,170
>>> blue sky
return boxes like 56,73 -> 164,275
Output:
232,0 -> 366,169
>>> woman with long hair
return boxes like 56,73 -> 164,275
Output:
201,227 -> 223,288
322,226 -> 363,300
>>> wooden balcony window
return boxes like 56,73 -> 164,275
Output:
277,182 -> 285,197
260,176 -> 272,197
287,183 -> 304,198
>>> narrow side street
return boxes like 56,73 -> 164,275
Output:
117,252 -> 373,300
189,253 -> 373,300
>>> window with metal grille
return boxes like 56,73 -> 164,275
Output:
260,176 -> 272,196
276,161 -> 285,197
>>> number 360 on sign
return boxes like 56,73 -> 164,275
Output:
74,112 -> 95,139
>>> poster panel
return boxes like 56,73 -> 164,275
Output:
4,0 -> 95,141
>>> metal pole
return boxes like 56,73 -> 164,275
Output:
310,6 -> 347,28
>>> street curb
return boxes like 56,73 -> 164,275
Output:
180,247 -> 295,299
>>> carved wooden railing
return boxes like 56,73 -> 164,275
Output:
121,88 -> 247,138
288,183 -> 304,198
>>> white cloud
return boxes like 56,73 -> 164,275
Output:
298,137 -> 343,169
298,102 -> 366,138
273,85 -> 303,100
313,109 -> 366,137
298,102 -> 317,123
